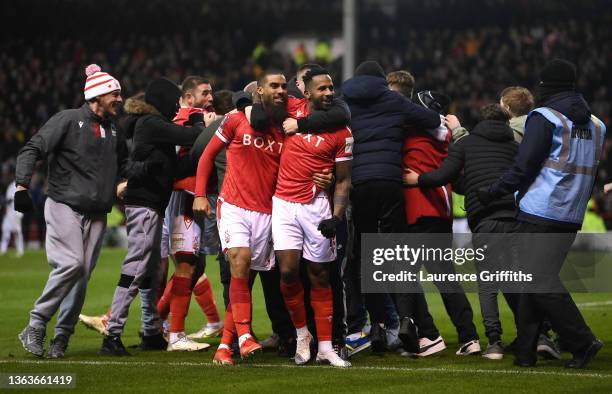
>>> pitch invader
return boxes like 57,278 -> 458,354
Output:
274,67 -> 352,368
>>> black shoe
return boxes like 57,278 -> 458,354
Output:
18,325 -> 46,357
398,317 -> 419,354
100,335 -> 130,356
47,335 -> 69,359
513,357 -> 537,367
565,339 -> 603,369
278,336 -> 296,358
505,338 -> 517,354
370,324 -> 387,353
537,334 -> 561,360
140,333 -> 168,351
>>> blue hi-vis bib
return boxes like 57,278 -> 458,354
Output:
518,107 -> 606,225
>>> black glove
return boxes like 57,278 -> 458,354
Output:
14,189 -> 33,213
477,186 -> 493,206
185,112 -> 204,126
318,216 -> 341,238
145,160 -> 164,175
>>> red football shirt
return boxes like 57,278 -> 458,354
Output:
216,111 -> 284,214
275,98 -> 354,203
172,107 -> 217,194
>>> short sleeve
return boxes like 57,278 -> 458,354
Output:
335,128 -> 354,162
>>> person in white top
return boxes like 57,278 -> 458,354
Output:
1,180 -> 24,257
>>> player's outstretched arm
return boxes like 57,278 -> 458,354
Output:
297,98 -> 351,133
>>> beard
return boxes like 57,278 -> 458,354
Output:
263,95 -> 287,125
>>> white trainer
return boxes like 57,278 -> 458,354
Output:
417,336 -> 446,357
294,331 -> 313,365
79,314 -> 108,335
456,339 -> 481,356
167,333 -> 211,352
316,350 -> 352,368
187,322 -> 223,339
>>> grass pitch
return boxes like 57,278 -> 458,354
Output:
1,248 -> 611,393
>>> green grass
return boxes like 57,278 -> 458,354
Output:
1,249 -> 611,393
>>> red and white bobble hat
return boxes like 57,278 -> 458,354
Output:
84,64 -> 121,100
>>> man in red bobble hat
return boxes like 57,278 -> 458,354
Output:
15,64 -> 128,359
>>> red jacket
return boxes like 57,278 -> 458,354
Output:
403,126 -> 452,225
172,107 -> 218,194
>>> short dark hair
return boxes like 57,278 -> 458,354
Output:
480,103 -> 511,122
387,70 -> 415,98
213,90 -> 234,115
180,76 -> 210,97
499,86 -> 534,117
257,69 -> 285,86
302,66 -> 330,89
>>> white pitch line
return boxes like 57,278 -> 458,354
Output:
0,359 -> 610,379
576,300 -> 612,308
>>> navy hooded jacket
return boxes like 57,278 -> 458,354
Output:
342,75 -> 441,184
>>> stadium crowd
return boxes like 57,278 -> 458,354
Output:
1,0 -> 609,372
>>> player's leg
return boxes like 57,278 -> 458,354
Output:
0,219 -> 10,254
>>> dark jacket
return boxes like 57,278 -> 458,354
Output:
342,75 -> 441,184
16,103 -> 129,214
419,120 -> 519,230
489,92 -> 593,229
122,98 -> 202,212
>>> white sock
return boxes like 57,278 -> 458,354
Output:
238,333 -> 251,346
296,326 -> 309,338
318,340 -> 333,353
218,343 -> 230,351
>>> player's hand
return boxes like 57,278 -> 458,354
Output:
604,183 -> 612,194
14,187 -> 33,213
403,168 -> 419,186
283,118 -> 299,135
446,114 -> 461,130
116,181 -> 128,200
313,168 -> 334,190
193,196 -> 212,218
204,112 -> 217,127
318,216 -> 341,238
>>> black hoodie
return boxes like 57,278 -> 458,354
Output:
122,97 -> 202,213
419,119 -> 519,230
489,92 -> 595,229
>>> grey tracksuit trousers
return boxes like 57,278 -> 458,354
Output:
106,206 -> 163,337
29,198 -> 106,338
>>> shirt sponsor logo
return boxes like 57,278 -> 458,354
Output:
242,134 -> 283,153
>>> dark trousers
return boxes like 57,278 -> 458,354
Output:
514,221 -> 595,359
405,217 -> 479,343
472,218 -> 521,342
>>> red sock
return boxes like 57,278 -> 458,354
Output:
229,277 -> 251,338
193,274 -> 220,324
220,304 -> 237,347
310,287 -> 333,342
169,276 -> 192,333
280,281 -> 307,329
156,275 -> 174,320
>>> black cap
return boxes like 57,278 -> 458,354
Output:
354,60 -> 385,78
417,90 -> 451,115
232,91 -> 252,111
145,77 -> 181,120
539,58 -> 576,88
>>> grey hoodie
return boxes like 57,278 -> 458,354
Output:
16,103 -> 129,214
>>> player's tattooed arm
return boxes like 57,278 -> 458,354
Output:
332,160 -> 352,219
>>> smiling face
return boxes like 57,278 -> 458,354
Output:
257,74 -> 288,108
305,74 -> 334,110
96,90 -> 123,117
